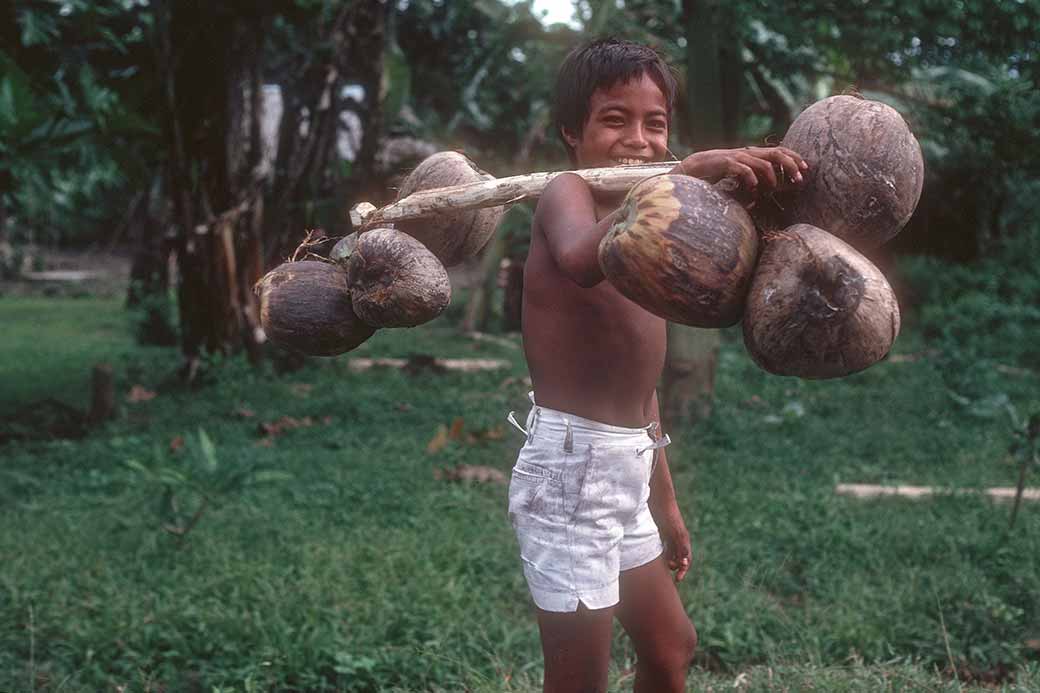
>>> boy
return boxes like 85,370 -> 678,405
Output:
507,39 -> 807,692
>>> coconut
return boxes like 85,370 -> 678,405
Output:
742,223 -> 900,379
342,228 -> 451,328
776,94 -> 924,249
394,151 -> 505,267
255,260 -> 375,356
598,174 -> 759,327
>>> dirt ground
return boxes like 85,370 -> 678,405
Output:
0,246 -> 133,299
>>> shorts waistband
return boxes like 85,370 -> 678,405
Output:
538,402 -> 654,437
507,392 -> 671,455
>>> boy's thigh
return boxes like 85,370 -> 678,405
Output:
616,556 -> 696,656
536,602 -> 615,691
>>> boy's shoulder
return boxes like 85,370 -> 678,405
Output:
542,170 -> 591,199
535,171 -> 593,220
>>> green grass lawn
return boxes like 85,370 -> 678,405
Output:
1,295 -> 1038,691
0,296 -> 148,417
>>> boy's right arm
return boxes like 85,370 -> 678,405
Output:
534,172 -> 618,288
672,147 -> 807,193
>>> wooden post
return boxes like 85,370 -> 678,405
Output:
88,363 -> 115,426
461,232 -> 507,333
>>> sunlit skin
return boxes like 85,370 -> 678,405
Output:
523,71 -> 807,692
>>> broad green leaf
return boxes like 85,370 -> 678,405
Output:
198,428 -> 219,473
124,458 -> 153,477
251,470 -> 295,485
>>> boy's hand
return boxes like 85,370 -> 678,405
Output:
652,499 -> 692,583
671,147 -> 808,195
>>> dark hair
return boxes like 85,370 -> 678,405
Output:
553,38 -> 678,164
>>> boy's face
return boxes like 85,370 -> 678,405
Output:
563,72 -> 670,169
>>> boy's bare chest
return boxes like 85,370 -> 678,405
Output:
524,235 -> 666,363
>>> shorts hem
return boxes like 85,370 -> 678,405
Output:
529,581 -> 619,612
619,537 -> 664,572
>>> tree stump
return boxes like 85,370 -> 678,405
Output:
88,363 -> 115,426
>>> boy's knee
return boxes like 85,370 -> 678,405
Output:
686,622 -> 699,663
640,621 -> 698,676
674,621 -> 698,669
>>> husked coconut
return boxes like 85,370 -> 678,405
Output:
395,151 -> 506,267
598,174 -> 758,327
255,260 -> 375,356
777,95 -> 924,249
343,228 -> 451,328
742,223 -> 900,378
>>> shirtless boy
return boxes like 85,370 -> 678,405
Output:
507,39 -> 807,692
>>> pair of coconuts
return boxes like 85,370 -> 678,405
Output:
600,94 -> 923,378
256,151 -> 504,356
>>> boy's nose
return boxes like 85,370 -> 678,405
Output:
623,125 -> 649,149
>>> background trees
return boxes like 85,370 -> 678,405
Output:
3,0 -> 1037,415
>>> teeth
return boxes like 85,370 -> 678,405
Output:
614,158 -> 647,165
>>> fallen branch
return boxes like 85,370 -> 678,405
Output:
835,483 -> 1040,502
348,357 -> 509,373
22,270 -> 106,282
996,363 -> 1035,377
887,349 -> 940,364
351,161 -> 679,227
464,331 -> 521,350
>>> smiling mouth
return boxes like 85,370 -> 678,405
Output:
613,157 -> 650,165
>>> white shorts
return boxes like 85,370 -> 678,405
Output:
506,393 -> 669,612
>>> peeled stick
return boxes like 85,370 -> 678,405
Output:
777,95 -> 924,250
394,151 -> 506,267
255,260 -> 375,356
742,223 -> 900,379
598,174 -> 758,327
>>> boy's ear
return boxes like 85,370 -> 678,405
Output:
560,126 -> 579,149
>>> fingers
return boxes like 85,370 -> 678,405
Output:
665,541 -> 692,582
675,556 -> 690,583
726,161 -> 759,192
679,147 -> 807,193
749,146 -> 807,185
735,152 -> 778,190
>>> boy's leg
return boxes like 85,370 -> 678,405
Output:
616,557 -> 698,693
536,603 -> 615,693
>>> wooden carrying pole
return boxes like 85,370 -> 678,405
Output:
350,161 -> 680,228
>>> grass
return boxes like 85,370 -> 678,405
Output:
0,295 -> 147,417
0,292 -> 1038,691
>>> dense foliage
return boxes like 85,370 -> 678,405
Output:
1,0 -> 1037,256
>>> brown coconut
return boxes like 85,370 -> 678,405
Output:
395,151 -> 505,267
775,95 -> 924,249
742,223 -> 900,379
255,260 -> 375,356
598,174 -> 759,327
342,228 -> 451,328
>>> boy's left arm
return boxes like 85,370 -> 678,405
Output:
648,390 -> 691,583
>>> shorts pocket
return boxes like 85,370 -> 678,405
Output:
508,465 -> 558,525
512,460 -> 555,482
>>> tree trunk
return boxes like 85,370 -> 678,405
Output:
662,327 -> 719,429
665,0 -> 730,426
126,173 -> 178,346
153,0 -> 269,373
264,1 -> 386,264
502,257 -> 524,332
461,231 -> 507,333
683,0 -> 724,148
